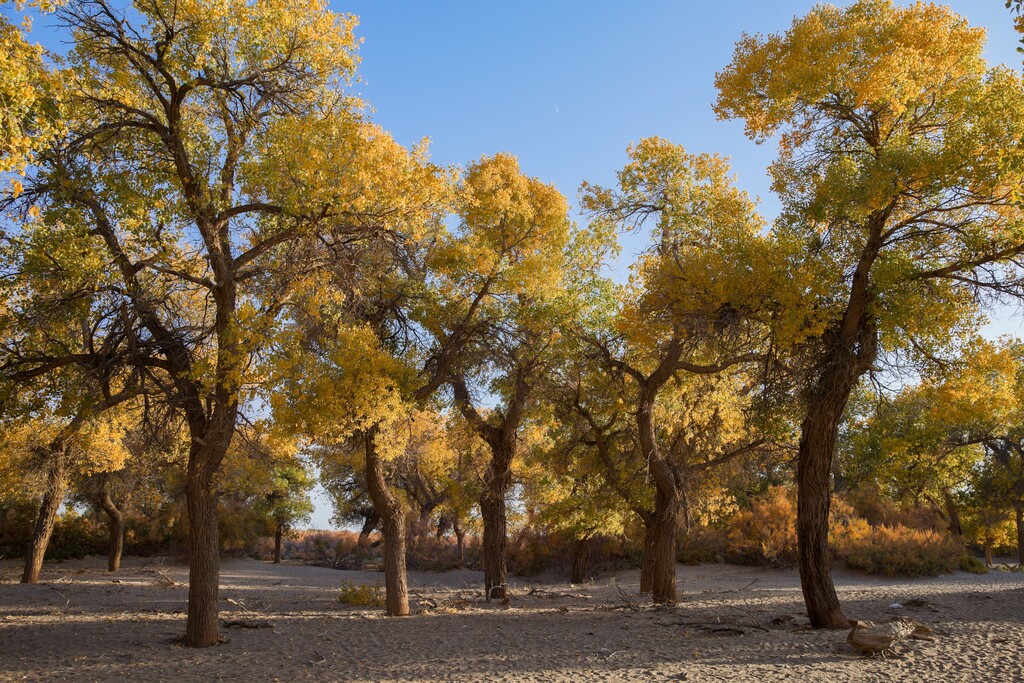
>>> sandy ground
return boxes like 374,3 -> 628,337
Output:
1,557 -> 1022,682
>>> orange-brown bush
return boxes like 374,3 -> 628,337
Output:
724,486 -> 798,566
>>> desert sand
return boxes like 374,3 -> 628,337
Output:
1,556 -> 1022,682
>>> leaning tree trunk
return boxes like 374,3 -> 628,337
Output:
571,535 -> 593,584
797,379 -> 855,630
364,433 -> 409,617
639,513 -> 656,594
183,442 -> 225,648
273,523 -> 283,564
21,441 -> 70,584
95,475 -> 124,573
357,510 -> 379,549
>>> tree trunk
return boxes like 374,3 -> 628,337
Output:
358,510 -> 378,549
21,442 -> 69,584
364,433 -> 409,617
985,540 -> 994,566
95,476 -> 124,573
649,487 -> 679,604
1016,502 -> 1024,566
479,488 -> 509,603
453,517 -> 466,567
273,523 -> 283,564
571,535 -> 593,584
640,517 -> 656,594
797,388 -> 851,630
183,446 -> 223,648
943,488 -> 963,537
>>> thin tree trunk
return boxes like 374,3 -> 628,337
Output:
95,475 -> 124,573
571,535 -> 593,584
943,488 -> 963,537
1016,502 -> 1024,566
21,442 -> 69,584
183,445 -> 223,648
985,540 -> 994,566
640,517 -> 656,594
358,510 -> 378,549
453,517 -> 466,567
273,523 -> 283,564
797,390 -> 850,630
364,432 -> 409,617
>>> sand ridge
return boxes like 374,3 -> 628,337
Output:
1,557 -> 1022,681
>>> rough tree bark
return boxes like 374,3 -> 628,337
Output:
184,442 -> 224,648
364,432 -> 409,617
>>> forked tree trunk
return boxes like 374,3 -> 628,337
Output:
183,443 -> 224,648
21,442 -> 69,584
95,476 -> 124,573
571,535 -> 593,584
364,433 -> 409,617
273,524 -> 283,564
797,383 -> 853,630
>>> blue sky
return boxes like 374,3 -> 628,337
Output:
16,2 -> 1024,528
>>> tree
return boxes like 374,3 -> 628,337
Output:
4,0 -> 441,646
581,138 -> 788,602
715,0 -> 1024,627
438,153 -> 574,603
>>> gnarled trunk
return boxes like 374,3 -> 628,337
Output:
571,535 -> 593,584
22,442 -> 69,584
95,475 -> 124,573
273,524 -> 283,564
364,432 -> 409,617
797,381 -> 853,630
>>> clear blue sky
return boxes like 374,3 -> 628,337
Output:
17,2 -> 1024,528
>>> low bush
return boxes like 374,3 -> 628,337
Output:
337,579 -> 385,607
841,525 -> 962,576
960,555 -> 988,574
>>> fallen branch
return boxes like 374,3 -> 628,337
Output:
221,619 -> 274,629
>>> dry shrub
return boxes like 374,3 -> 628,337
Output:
724,486 -> 798,566
337,579 -> 385,607
840,525 -> 963,576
